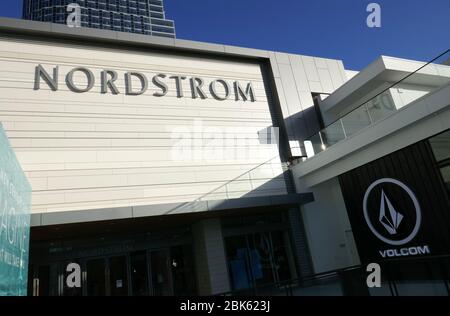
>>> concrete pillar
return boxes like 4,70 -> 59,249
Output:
192,218 -> 230,295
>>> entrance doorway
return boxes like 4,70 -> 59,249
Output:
84,256 -> 129,296
225,231 -> 295,291
30,246 -> 196,296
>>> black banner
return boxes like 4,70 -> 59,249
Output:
339,140 -> 450,263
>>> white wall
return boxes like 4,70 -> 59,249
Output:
345,70 -> 359,81
270,52 -> 349,155
0,36 -> 288,215
300,178 -> 360,273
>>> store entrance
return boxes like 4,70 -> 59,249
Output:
30,246 -> 195,296
84,250 -> 171,296
225,231 -> 295,291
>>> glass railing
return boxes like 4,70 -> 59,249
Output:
304,50 -> 450,158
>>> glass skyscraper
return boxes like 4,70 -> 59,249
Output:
23,0 -> 176,38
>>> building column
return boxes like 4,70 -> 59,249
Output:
192,218 -> 231,295
288,206 -> 314,277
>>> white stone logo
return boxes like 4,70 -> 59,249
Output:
363,178 -> 421,246
378,190 -> 403,235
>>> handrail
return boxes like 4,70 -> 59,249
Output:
216,254 -> 450,296
163,154 -> 287,215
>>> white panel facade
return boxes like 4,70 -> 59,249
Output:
0,36 -> 287,215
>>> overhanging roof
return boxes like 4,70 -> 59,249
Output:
320,55 -> 450,116
31,193 -> 314,227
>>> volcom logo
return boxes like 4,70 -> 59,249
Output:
363,178 -> 422,246
379,190 -> 403,235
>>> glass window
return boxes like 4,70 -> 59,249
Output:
130,251 -> 149,296
152,25 -> 174,34
440,165 -> 450,192
151,19 -> 173,27
340,105 -> 372,137
150,12 -> 163,19
109,256 -> 129,296
430,130 -> 450,162
225,231 -> 295,291
149,5 -> 163,13
321,120 -> 345,147
87,0 -> 97,9
91,9 -> 99,17
170,246 -> 196,296
366,91 -> 397,122
154,33 -> 175,38
86,258 -> 106,296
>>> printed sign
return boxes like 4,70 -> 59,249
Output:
339,140 -> 450,262
0,123 -> 31,296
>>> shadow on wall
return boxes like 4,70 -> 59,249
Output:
162,166 -> 294,216
284,107 -> 322,149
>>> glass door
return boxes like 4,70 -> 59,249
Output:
85,258 -> 107,296
31,246 -> 196,296
226,235 -> 253,290
130,251 -> 149,296
247,232 -> 276,287
108,256 -> 129,296
149,249 -> 173,296
225,231 -> 294,291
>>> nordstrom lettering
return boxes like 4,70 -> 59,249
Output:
379,245 -> 430,258
34,64 -> 257,102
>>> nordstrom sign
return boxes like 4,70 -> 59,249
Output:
34,65 -> 257,102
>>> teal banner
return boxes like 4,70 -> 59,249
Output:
0,123 -> 31,296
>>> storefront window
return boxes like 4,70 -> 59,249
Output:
225,231 -> 295,291
30,246 -> 196,296
429,129 -> 450,195
440,166 -> 450,192
130,251 -> 149,296
430,130 -> 450,162
170,246 -> 196,296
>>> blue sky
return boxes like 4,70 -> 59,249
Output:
1,0 -> 449,70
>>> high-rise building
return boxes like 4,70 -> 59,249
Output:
23,0 -> 176,38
